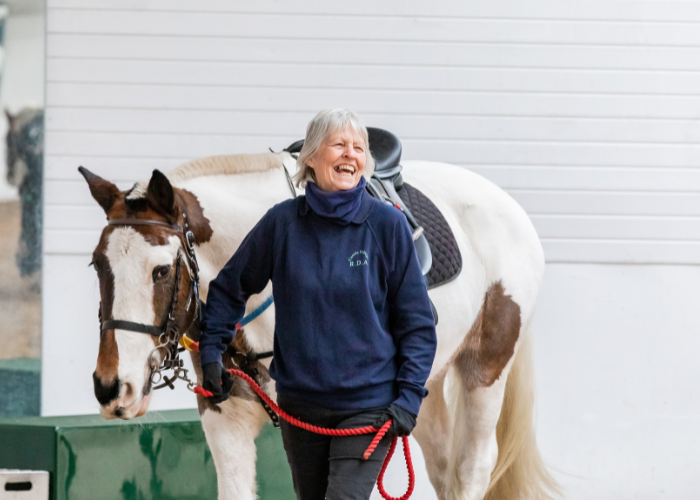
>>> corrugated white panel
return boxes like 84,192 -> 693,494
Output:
42,0 -> 700,22
46,132 -> 700,166
46,82 -> 700,118
45,108 -> 700,144
46,34 -> 700,71
45,58 -> 700,95
45,1 -> 700,264
43,9 -> 700,46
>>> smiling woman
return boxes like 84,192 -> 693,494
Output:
199,108 -> 437,500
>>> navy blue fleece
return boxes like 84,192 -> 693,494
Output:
199,189 -> 437,415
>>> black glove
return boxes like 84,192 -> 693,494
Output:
202,362 -> 234,404
373,403 -> 417,437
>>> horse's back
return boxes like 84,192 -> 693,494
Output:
401,160 -> 544,323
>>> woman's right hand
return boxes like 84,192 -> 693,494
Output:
202,362 -> 235,404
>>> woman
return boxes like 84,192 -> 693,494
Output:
199,109 -> 437,500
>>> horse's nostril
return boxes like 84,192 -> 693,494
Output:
93,371 -> 120,406
114,407 -> 124,418
124,382 -> 134,397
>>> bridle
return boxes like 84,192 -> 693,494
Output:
96,162 -> 294,408
99,213 -> 202,392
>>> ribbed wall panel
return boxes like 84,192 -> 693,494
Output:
45,0 -> 700,263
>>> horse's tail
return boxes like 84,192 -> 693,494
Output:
484,327 -> 560,500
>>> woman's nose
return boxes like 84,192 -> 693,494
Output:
344,145 -> 358,158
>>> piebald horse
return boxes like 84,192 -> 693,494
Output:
81,152 -> 557,500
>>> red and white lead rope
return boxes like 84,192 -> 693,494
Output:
195,368 -> 415,500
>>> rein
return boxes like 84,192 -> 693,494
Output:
195,369 -> 415,500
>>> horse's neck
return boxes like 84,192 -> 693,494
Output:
176,165 -> 298,298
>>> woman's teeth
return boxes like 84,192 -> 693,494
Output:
334,165 -> 355,176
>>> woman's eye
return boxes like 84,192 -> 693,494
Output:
152,265 -> 171,282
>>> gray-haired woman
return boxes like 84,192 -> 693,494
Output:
199,109 -> 437,499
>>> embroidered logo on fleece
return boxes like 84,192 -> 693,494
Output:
348,250 -> 369,267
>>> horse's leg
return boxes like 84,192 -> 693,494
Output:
444,367 -> 509,500
443,281 -> 524,500
200,398 -> 267,500
412,367 -> 452,499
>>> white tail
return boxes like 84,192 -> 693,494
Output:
484,330 -> 560,500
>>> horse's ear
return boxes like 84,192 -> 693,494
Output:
78,166 -> 120,213
147,170 -> 175,215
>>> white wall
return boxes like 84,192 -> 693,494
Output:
44,1 -> 700,263
534,264 -> 700,500
0,10 -> 45,201
43,1 -> 700,498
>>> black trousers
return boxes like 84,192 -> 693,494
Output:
278,395 -> 392,500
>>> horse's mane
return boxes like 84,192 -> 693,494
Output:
126,152 -> 288,199
167,152 -> 286,185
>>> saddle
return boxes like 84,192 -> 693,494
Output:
284,127 -> 462,295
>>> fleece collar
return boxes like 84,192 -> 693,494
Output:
299,181 -> 375,224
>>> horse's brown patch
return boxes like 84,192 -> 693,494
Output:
454,281 -> 521,390
195,328 -> 273,416
93,239 -> 119,381
176,188 -> 213,245
223,329 -> 272,401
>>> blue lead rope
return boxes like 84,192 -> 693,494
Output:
236,295 -> 274,330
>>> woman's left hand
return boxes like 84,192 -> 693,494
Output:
373,403 -> 417,437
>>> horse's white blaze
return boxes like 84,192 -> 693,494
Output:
105,228 -> 181,418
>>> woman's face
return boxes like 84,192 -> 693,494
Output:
307,128 -> 366,192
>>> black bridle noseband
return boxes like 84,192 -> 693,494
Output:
99,214 -> 202,392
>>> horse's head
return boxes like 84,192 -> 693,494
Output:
80,167 -> 205,419
6,108 -> 44,187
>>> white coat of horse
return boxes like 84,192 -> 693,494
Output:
81,152 -> 558,500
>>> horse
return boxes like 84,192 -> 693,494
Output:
6,108 -> 44,279
80,151 -> 558,500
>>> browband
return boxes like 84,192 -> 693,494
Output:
108,218 -> 183,232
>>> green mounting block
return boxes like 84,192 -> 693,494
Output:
0,410 -> 294,500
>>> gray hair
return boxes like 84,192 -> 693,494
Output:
294,109 -> 375,188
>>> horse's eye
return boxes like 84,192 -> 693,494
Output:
152,265 -> 171,282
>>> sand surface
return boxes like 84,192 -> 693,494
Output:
0,200 -> 41,359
